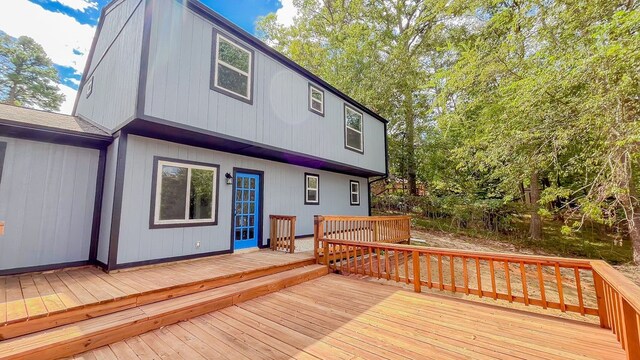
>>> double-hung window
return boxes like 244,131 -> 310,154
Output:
344,105 -> 364,153
350,180 -> 360,205
212,31 -> 253,102
151,158 -> 219,228
304,173 -> 319,205
309,84 -> 324,116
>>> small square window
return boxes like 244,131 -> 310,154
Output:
305,173 -> 320,205
309,84 -> 324,116
350,180 -> 360,205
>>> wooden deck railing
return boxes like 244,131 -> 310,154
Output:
318,238 -> 640,359
269,215 -> 296,253
313,215 -> 410,262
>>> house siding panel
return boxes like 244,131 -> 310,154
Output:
0,137 -> 99,271
75,0 -> 144,130
143,0 -> 386,175
116,135 -> 369,265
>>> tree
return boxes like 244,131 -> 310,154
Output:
0,34 -> 64,111
258,0 -> 449,196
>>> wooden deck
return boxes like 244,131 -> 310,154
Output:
75,274 -> 625,360
0,250 -> 314,339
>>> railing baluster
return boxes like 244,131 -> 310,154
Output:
404,250 -> 409,284
437,254 -> 444,291
490,259 -> 497,300
475,258 -> 482,298
450,255 -> 456,292
462,256 -> 469,295
555,264 -> 565,312
574,268 -> 585,316
368,247 -> 373,277
385,247 -> 391,280
504,261 -> 512,302
376,248 -> 382,279
426,253 -> 432,288
394,249 -> 400,282
520,262 -> 529,306
537,263 -> 547,309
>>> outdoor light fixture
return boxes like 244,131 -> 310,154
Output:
225,172 -> 233,185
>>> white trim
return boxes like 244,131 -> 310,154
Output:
214,33 -> 252,100
309,85 -> 324,115
305,174 -> 319,204
153,160 -> 218,225
345,105 -> 363,152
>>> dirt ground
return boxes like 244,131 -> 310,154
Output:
410,228 -> 640,287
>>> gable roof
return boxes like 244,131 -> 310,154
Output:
0,104 -> 112,149
186,0 -> 388,125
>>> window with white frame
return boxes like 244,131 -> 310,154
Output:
152,158 -> 219,227
309,84 -> 324,115
344,105 -> 364,153
213,32 -> 252,101
305,173 -> 319,205
350,180 -> 360,205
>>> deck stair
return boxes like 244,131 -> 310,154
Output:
0,252 -> 315,341
0,264 -> 327,360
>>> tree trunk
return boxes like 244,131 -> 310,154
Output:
530,171 -> 542,240
628,217 -> 640,264
404,89 -> 417,196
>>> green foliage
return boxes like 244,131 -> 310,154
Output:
0,34 -> 64,111
261,0 -> 640,262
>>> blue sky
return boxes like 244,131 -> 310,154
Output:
0,0 -> 295,113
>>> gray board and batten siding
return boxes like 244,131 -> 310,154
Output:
142,0 -> 386,175
0,137 -> 100,273
112,135 -> 368,266
74,0 -> 145,129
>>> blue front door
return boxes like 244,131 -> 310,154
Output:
233,172 -> 260,249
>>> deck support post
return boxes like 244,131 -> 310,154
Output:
412,251 -> 421,293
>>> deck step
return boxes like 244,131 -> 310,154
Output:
0,265 -> 328,360
0,255 -> 315,340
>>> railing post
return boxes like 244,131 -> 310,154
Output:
373,220 -> 379,242
314,215 -> 324,263
269,216 -> 275,251
289,217 -> 296,253
621,298 -> 640,359
412,250 -> 421,293
593,269 -> 610,329
323,240 -> 330,267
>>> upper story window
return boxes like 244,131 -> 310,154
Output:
211,31 -> 253,103
304,173 -> 319,205
344,105 -> 364,153
308,84 -> 324,116
151,157 -> 219,228
350,180 -> 360,206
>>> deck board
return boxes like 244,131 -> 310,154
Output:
0,250 -> 315,339
78,274 -> 625,360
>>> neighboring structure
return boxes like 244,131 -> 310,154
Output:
0,0 -> 388,274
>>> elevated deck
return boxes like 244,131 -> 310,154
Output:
76,274 -> 624,359
0,250 -> 315,340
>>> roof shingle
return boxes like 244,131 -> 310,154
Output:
0,104 -> 110,136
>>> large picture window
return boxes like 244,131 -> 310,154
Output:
344,105 -> 364,153
350,180 -> 360,206
212,31 -> 253,102
304,173 -> 319,205
151,158 -> 219,228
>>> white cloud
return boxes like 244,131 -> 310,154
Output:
0,0 -> 95,75
275,0 -> 297,27
54,0 -> 98,12
58,83 -> 78,114
69,78 -> 81,86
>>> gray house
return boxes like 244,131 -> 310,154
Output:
0,0 -> 388,274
